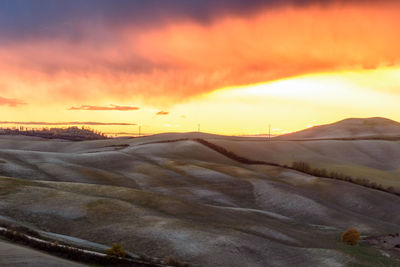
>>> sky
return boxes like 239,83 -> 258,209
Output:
1,0 -> 400,136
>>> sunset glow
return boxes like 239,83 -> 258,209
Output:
1,1 -> 400,135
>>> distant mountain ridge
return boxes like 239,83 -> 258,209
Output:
276,117 -> 400,140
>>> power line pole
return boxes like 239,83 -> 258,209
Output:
269,124 -> 271,139
138,125 -> 141,137
198,124 -> 200,132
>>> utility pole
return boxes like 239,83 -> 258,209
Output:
268,123 -> 271,140
198,124 -> 200,132
138,125 -> 141,137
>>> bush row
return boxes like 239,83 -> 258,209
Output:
0,127 -> 107,141
194,139 -> 280,166
191,139 -> 400,197
291,161 -> 400,196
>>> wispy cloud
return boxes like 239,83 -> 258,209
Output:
0,97 -> 26,107
68,105 -> 139,111
0,121 -> 136,126
156,111 -> 169,116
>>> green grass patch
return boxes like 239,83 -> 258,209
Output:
0,176 -> 42,195
339,243 -> 400,267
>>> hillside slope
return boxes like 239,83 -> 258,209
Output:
277,117 -> 400,140
0,134 -> 400,266
211,139 -> 400,192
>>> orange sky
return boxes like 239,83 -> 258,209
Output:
1,1 -> 400,135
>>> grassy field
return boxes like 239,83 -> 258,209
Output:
211,139 -> 400,192
0,133 -> 399,266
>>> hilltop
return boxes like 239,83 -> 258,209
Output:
276,117 -> 400,140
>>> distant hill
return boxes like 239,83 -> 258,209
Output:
0,126 -> 107,141
276,117 -> 400,140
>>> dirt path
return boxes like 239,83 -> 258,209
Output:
0,240 -> 86,267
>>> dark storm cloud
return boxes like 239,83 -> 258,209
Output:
0,0 -> 370,41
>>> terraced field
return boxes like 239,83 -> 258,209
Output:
0,130 -> 399,266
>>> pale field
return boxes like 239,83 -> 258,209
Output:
0,126 -> 399,266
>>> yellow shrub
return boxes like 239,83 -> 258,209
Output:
105,243 -> 126,258
342,229 -> 361,245
163,255 -> 184,267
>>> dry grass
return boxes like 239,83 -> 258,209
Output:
0,133 -> 399,266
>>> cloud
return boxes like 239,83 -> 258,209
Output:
68,104 -> 139,111
0,121 -> 135,126
0,96 -> 26,107
155,111 -> 169,116
0,1 -> 400,107
0,0 -> 344,41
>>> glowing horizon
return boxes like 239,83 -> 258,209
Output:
2,67 -> 400,136
1,1 -> 400,136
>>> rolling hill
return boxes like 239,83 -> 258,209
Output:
276,117 -> 400,140
0,121 -> 399,266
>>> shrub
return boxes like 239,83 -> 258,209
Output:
163,255 -> 188,267
7,225 -> 41,238
105,244 -> 126,258
342,229 -> 361,245
387,186 -> 397,194
139,254 -> 152,262
292,161 -> 311,173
